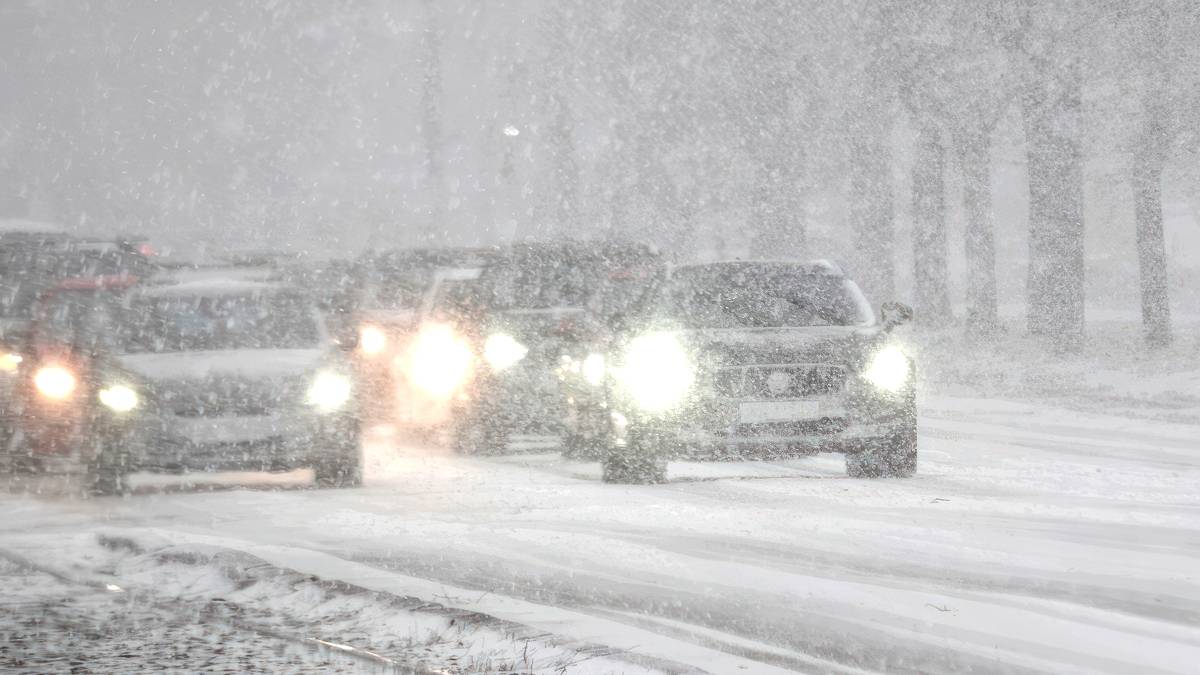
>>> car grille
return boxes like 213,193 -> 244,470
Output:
713,364 -> 846,399
155,377 -> 305,418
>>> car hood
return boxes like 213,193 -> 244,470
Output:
115,348 -> 328,382
673,325 -> 886,367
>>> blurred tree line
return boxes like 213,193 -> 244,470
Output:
1,0 -> 1197,349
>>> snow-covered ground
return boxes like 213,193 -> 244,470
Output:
2,328 -> 1199,674
3,387 -> 1198,674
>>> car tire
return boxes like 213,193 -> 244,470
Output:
602,428 -> 667,484
314,420 -> 363,488
846,423 -> 917,479
562,431 -> 606,460
451,413 -> 509,455
89,439 -> 130,497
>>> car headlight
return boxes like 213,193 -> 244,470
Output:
407,323 -> 473,398
616,332 -> 694,413
98,384 -> 139,413
359,325 -> 387,356
306,371 -> 353,412
483,333 -> 528,371
581,353 -> 605,387
0,351 -> 22,374
34,365 -> 76,400
863,345 -> 911,393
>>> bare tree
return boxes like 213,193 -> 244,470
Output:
1000,1 -> 1089,350
418,0 -> 445,244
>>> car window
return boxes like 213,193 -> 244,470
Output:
657,267 -> 874,328
117,292 -> 321,353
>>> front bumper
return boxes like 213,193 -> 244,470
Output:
618,387 -> 912,459
116,410 -> 355,473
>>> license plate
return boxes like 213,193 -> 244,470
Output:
171,416 -> 285,445
739,400 -> 820,423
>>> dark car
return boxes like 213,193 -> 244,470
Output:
422,240 -> 663,452
352,247 -> 495,423
592,260 -> 917,484
5,274 -> 361,494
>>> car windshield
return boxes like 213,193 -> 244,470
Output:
117,292 -> 321,353
657,266 -> 874,328
484,257 -> 597,310
34,288 -> 127,350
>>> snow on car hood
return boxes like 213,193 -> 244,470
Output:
678,325 -> 884,366
115,349 -> 328,382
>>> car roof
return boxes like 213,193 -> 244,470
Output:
672,259 -> 845,276
0,218 -> 66,236
138,278 -> 291,298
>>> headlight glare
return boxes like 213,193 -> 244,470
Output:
407,323 -> 473,398
359,325 -> 387,356
0,351 -> 22,373
617,332 -> 694,412
98,384 -> 139,413
863,345 -> 911,393
306,371 -> 353,412
582,353 -> 605,386
34,365 -> 76,400
483,332 -> 528,371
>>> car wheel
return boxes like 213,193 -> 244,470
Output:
451,414 -> 509,455
89,439 -> 130,497
562,431 -> 606,460
314,420 -> 363,488
846,423 -> 917,479
602,428 -> 667,484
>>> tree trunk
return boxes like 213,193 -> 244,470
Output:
548,93 -> 580,239
957,130 -> 999,338
1021,65 -> 1086,350
1131,124 -> 1172,347
750,163 -> 805,260
911,122 -> 951,325
418,0 -> 445,244
849,133 -> 895,301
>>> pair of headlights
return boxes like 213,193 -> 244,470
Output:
30,365 -> 353,415
32,364 -> 141,412
612,332 -> 913,414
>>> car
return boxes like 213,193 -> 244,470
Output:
416,240 -> 663,453
352,247 -> 495,423
592,260 -> 917,484
5,274 -> 361,494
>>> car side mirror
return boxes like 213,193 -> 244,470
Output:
332,325 -> 358,350
880,301 -> 913,330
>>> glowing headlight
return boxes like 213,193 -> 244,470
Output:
407,323 -> 473,398
582,353 -> 605,386
359,325 -> 387,356
306,371 -> 353,412
98,384 -> 139,413
0,352 -> 22,374
483,333 -> 528,371
616,332 -> 694,413
34,365 -> 76,400
863,345 -> 911,393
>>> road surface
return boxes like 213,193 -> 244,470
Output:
2,394 -> 1198,674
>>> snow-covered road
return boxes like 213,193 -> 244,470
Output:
2,394 -> 1198,674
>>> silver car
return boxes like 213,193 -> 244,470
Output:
12,275 -> 362,494
597,261 -> 916,484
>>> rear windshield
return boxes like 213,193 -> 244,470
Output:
117,292 -> 321,353
655,266 -> 874,328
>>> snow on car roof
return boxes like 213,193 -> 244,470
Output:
139,278 -> 289,298
674,259 -> 845,276
0,219 -> 67,236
